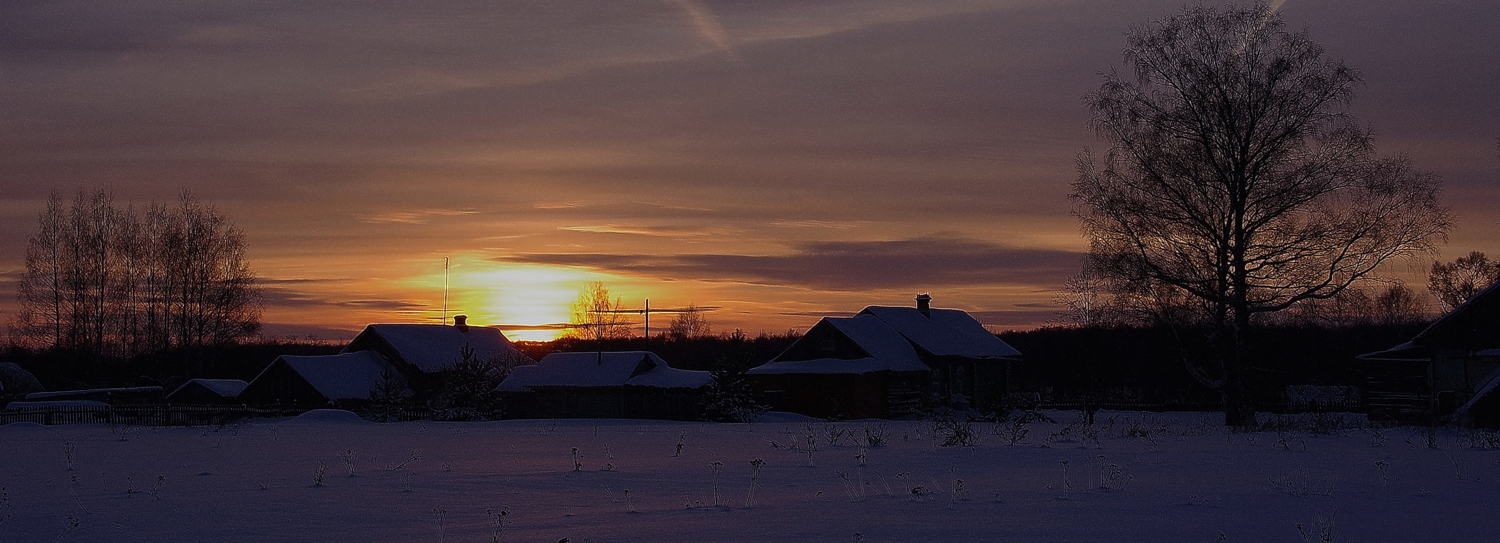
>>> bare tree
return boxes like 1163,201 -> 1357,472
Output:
1073,3 -> 1450,426
668,304 -> 712,340
13,189 -> 262,364
1427,251 -> 1500,311
567,281 -> 630,343
15,192 -> 69,349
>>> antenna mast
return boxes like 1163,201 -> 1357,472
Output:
443,257 -> 450,323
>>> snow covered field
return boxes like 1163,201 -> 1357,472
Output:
3,410 -> 1498,542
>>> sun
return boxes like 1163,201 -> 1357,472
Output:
459,262 -> 599,342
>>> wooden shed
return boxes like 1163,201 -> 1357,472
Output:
1360,281 -> 1500,423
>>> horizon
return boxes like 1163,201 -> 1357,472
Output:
3,1 -> 1497,342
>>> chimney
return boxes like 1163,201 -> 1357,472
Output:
454,315 -> 469,332
915,293 -> 931,318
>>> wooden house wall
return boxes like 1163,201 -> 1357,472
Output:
753,372 -> 893,420
1364,360 -> 1432,422
922,356 -> 1010,413
622,386 -> 703,421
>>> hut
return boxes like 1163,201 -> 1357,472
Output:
748,294 -> 1021,419
164,379 -> 250,405
497,351 -> 711,420
1360,281 -> 1500,423
239,351 -> 397,408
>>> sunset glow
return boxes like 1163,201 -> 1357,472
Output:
1,1 -> 1496,342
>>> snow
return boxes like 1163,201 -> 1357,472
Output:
276,351 -> 393,400
350,324 -> 526,373
168,379 -> 249,399
3,411 -> 1498,542
858,306 -> 1021,358
26,387 -> 163,401
285,409 -> 369,424
498,351 -> 710,391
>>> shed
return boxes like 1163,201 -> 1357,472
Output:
497,351 -> 711,420
164,379 -> 250,405
1360,281 -> 1500,422
239,351 -> 397,408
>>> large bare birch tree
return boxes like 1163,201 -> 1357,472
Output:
1073,3 -> 1450,426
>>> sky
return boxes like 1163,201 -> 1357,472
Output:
1,0 -> 1497,341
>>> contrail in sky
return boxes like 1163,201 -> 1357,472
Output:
673,0 -> 739,62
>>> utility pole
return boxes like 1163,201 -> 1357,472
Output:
443,257 -> 449,323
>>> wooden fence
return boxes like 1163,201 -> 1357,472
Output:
0,405 -> 300,427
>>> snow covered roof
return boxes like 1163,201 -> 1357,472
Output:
497,351 -> 711,391
26,386 -> 162,400
1363,280 -> 1500,361
168,379 -> 249,399
273,351 -> 394,401
857,306 -> 1021,358
749,315 -> 930,375
1458,366 -> 1500,416
345,323 -> 528,373
1356,341 -> 1430,362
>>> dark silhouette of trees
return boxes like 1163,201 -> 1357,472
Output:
13,189 -> 262,365
1073,3 -> 1450,426
1428,251 -> 1500,311
567,281 -> 630,344
667,304 -> 711,340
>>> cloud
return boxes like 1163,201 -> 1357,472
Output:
504,236 -> 1082,291
259,286 -> 427,312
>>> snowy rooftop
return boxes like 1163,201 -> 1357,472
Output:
274,351 -> 393,401
168,379 -> 249,399
857,306 -> 1021,358
748,315 -> 933,375
346,324 -> 528,373
26,386 -> 163,400
498,351 -> 711,391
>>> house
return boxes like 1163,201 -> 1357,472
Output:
342,316 -> 531,398
496,351 -> 712,420
1359,281 -> 1500,423
239,351 -> 397,408
164,379 -> 249,405
748,294 -> 1021,419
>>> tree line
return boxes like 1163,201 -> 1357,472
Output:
12,189 -> 261,365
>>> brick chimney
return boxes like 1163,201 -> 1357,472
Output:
916,293 -> 931,318
454,315 -> 469,332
